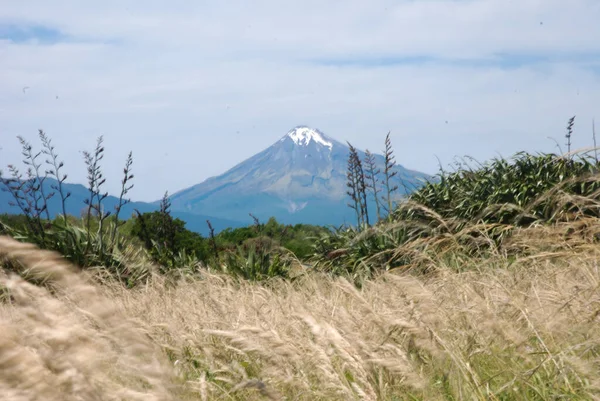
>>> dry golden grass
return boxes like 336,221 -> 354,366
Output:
0,236 -> 175,401
1,225 -> 600,400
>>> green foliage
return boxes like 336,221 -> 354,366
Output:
406,152 -> 600,226
2,216 -> 151,287
125,203 -> 327,280
311,223 -> 417,285
0,131 -> 149,286
129,207 -> 209,271
214,236 -> 293,281
215,217 -> 329,260
207,217 -> 328,281
315,150 -> 600,281
0,214 -> 29,234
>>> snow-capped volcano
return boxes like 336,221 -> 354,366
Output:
168,126 -> 431,226
282,126 -> 334,150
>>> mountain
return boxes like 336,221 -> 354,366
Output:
0,178 -> 243,235
168,126 -> 432,226
1,126 -> 432,233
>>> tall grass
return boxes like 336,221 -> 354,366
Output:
2,222 -> 600,400
0,236 -> 174,400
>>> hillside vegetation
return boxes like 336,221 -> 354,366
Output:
2,123 -> 600,399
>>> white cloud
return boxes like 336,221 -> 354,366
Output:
0,0 -> 599,201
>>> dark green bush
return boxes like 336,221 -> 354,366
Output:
406,152 -> 600,226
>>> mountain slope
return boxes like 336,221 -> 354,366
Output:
0,178 -> 243,235
169,126 -> 432,226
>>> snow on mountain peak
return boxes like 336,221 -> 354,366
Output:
284,126 -> 333,150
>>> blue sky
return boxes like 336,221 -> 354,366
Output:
1,0 -> 599,201
0,24 -> 66,44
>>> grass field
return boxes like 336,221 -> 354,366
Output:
3,142 -> 600,399
1,217 -> 600,400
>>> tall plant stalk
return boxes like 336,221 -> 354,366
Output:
40,130 -> 71,222
364,149 -> 382,222
110,151 -> 134,246
566,115 -> 575,157
346,142 -> 369,229
382,132 -> 399,218
18,135 -> 53,221
83,136 -> 109,258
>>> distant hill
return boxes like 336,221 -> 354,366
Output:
167,126 -> 432,226
0,178 -> 243,235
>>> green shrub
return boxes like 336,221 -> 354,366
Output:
129,193 -> 209,271
406,152 -> 600,226
0,131 -> 148,286
314,151 -> 600,281
212,236 -> 294,281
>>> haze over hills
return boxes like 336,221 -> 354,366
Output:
167,126 -> 432,226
